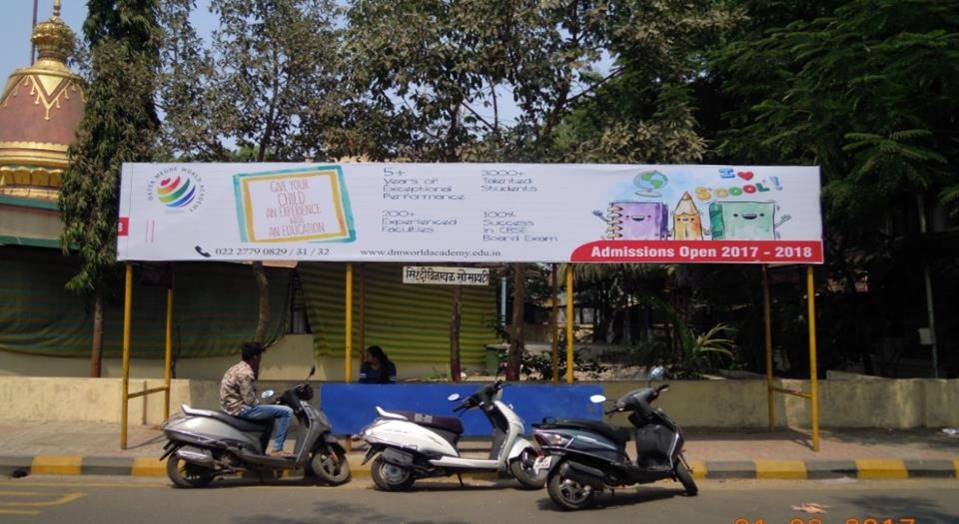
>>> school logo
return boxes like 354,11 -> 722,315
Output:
146,167 -> 205,213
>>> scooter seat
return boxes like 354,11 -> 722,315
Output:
548,419 -> 631,446
396,411 -> 464,434
181,406 -> 271,433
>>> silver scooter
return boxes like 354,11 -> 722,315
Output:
358,380 -> 546,491
160,366 -> 350,488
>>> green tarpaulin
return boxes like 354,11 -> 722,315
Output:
0,246 -> 290,359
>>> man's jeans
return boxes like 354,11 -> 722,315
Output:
238,404 -> 294,452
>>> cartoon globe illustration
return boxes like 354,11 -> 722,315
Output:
634,170 -> 668,196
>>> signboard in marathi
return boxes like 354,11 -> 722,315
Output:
403,266 -> 490,286
117,163 -> 823,264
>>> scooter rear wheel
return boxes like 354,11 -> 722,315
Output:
547,466 -> 595,511
309,447 -> 351,486
166,455 -> 214,489
371,456 -> 415,491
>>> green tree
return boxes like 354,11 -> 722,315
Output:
714,0 -> 959,375
161,0 -> 344,343
59,0 -> 161,377
342,0 -> 738,380
157,0 -> 223,160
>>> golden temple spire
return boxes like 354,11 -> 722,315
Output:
32,0 -> 75,64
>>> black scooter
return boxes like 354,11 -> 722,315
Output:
532,367 -> 697,510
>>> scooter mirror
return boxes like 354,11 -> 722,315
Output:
447,393 -> 461,402
589,394 -> 607,404
307,364 -> 316,379
260,389 -> 275,399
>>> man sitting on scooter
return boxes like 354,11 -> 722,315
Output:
220,342 -> 294,458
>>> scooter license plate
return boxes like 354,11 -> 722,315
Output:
533,456 -> 553,472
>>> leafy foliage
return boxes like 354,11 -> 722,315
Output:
716,0 -> 959,213
60,0 -> 162,295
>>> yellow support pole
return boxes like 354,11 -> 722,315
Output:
806,265 -> 820,452
565,265 -> 574,384
164,285 -> 173,420
120,263 -> 133,450
763,265 -> 774,432
345,263 -> 353,382
359,264 -> 366,363
550,264 -> 559,383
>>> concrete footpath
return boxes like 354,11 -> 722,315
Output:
1,421 -> 957,481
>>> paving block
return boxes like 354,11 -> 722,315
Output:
81,456 -> 135,476
755,459 -> 806,480
0,456 -> 33,476
804,460 -> 858,479
31,455 -> 82,475
904,459 -> 957,478
705,461 -> 755,479
855,458 -> 908,479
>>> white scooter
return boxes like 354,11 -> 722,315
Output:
358,380 -> 546,491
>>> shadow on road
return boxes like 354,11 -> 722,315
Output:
536,485 -> 684,512
844,494 -> 954,522
230,499 -> 470,524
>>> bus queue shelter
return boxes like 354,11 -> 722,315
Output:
116,162 -> 825,450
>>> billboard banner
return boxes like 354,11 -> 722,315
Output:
117,163 -> 823,264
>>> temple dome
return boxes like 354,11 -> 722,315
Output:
0,1 -> 85,201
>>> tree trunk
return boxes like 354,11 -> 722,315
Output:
450,284 -> 462,382
550,265 -> 559,382
90,288 -> 104,377
621,269 -> 632,347
507,263 -> 525,380
253,262 -> 269,343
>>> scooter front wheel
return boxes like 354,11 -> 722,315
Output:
547,466 -> 596,511
166,455 -> 214,489
674,458 -> 698,496
509,450 -> 546,489
371,456 -> 415,491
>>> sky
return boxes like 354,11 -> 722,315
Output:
0,1 -> 606,137
0,0 -> 219,79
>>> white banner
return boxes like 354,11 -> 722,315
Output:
403,266 -> 490,286
117,163 -> 823,264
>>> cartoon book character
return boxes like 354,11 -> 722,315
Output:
596,201 -> 669,240
673,191 -> 704,240
709,201 -> 791,240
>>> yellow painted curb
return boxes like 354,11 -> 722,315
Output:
953,459 -> 959,478
31,455 -> 82,475
755,460 -> 806,480
131,457 -> 166,477
688,460 -> 707,480
856,459 -> 908,479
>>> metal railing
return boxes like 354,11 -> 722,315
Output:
120,263 -> 173,449
764,265 -> 820,451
